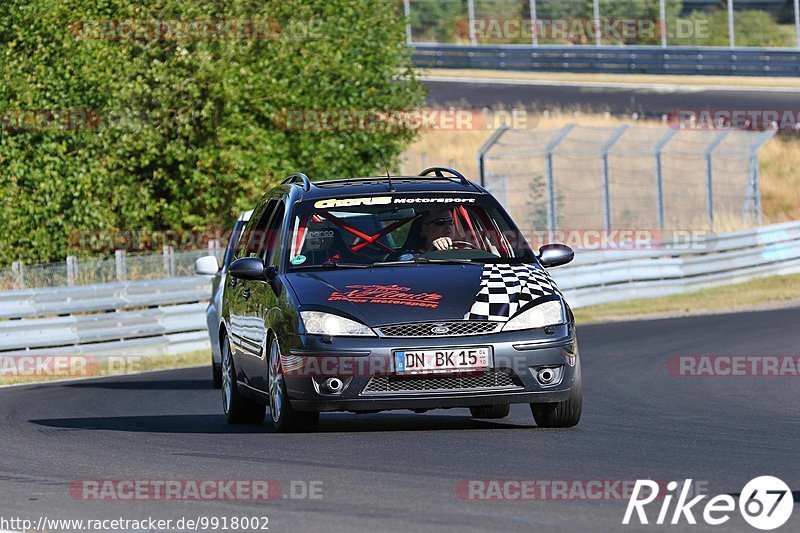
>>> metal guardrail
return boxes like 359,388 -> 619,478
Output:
0,221 -> 798,358
0,277 -> 211,357
550,221 -> 800,307
413,44 -> 800,76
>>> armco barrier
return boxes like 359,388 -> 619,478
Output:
550,221 -> 800,307
0,221 -> 799,358
412,44 -> 800,77
0,277 -> 211,358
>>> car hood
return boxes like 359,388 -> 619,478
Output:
284,263 -> 562,326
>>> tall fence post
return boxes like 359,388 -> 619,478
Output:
745,130 -> 776,225
115,250 -> 127,281
659,0 -> 668,48
654,129 -> 677,230
544,124 -> 576,231
12,261 -> 24,289
467,0 -> 477,45
795,0 -> 800,49
705,131 -> 730,228
593,0 -> 602,46
529,0 -> 538,46
66,255 -> 78,286
403,0 -> 412,45
476,124 -> 510,187
727,0 -> 735,48
600,125 -> 630,231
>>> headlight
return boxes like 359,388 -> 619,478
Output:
300,311 -> 376,337
501,300 -> 566,331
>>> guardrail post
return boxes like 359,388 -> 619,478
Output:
476,124 -> 510,187
115,250 -> 127,281
12,261 -> 24,289
544,124 -> 575,231
705,131 -> 730,228
654,129 -> 677,230
163,246 -> 175,277
66,255 -> 78,286
600,125 -> 630,231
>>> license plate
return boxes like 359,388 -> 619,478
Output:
394,347 -> 491,375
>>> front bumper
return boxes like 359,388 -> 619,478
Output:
280,324 -> 579,413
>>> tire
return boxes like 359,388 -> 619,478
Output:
469,404 -> 510,419
221,336 -> 266,424
268,337 -> 319,433
212,363 -> 222,389
530,362 -> 582,428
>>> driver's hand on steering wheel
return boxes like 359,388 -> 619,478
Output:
432,237 -> 453,251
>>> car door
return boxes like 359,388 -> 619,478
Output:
228,202 -> 273,368
241,198 -> 287,391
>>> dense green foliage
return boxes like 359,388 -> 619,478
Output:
0,0 -> 424,263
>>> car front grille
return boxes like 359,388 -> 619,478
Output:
376,321 -> 501,338
361,371 -> 522,395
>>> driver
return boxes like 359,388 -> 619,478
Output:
420,208 -> 457,251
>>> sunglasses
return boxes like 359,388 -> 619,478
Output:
424,217 -> 455,226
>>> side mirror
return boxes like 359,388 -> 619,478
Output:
229,257 -> 267,280
194,255 -> 219,276
538,243 -> 574,268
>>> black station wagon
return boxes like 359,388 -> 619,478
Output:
220,168 -> 581,432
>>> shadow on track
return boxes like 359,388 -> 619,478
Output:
63,380 -> 210,391
30,412 -> 534,434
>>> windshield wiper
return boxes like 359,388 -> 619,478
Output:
371,257 -> 472,267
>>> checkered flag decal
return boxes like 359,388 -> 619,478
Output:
464,264 -> 562,321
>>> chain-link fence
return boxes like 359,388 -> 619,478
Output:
478,124 -> 775,232
0,247 -> 224,291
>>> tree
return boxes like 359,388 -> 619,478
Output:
0,0 -> 424,263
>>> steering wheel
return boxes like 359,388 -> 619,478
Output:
451,240 -> 477,250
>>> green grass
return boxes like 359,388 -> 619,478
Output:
0,349 -> 210,386
574,274 -> 800,324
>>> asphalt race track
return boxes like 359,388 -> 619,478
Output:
424,79 -> 800,119
1,308 -> 798,533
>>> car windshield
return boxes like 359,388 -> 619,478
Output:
286,193 -> 536,269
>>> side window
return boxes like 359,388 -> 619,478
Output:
262,202 -> 286,265
237,201 -> 277,259
223,220 -> 247,269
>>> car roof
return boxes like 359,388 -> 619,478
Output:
283,173 -> 489,203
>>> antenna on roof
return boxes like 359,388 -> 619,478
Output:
377,149 -> 395,192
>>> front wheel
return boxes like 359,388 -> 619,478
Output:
221,336 -> 266,424
268,338 -> 319,433
530,362 -> 582,428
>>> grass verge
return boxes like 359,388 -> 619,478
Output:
421,68 -> 800,89
0,349 -> 210,387
574,274 -> 800,324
